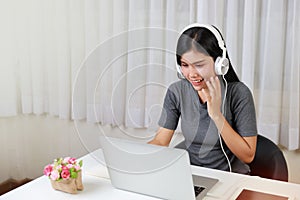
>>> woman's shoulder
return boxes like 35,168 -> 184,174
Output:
227,81 -> 254,99
228,81 -> 252,93
168,79 -> 190,91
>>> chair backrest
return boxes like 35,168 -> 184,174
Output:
249,135 -> 288,182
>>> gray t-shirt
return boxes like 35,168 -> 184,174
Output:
158,78 -> 257,173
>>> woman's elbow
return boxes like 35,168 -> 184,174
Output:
242,136 -> 257,163
243,150 -> 256,164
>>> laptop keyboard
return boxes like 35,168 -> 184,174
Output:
194,186 -> 206,197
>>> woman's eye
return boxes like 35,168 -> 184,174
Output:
181,63 -> 188,67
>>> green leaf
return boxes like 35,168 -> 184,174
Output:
70,171 -> 78,179
56,158 -> 62,165
79,160 -> 83,167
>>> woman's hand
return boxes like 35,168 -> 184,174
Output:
201,76 -> 223,121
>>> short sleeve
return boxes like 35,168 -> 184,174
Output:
230,83 -> 257,137
158,86 -> 181,130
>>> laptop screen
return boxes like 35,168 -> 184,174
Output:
99,136 -> 196,200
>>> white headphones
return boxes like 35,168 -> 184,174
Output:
176,23 -> 229,78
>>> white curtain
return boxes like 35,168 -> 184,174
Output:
0,0 -> 299,150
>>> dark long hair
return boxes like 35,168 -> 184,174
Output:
176,26 -> 239,82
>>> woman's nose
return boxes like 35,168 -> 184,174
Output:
188,65 -> 199,77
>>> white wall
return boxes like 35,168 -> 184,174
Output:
282,148 -> 300,184
0,115 -> 299,184
0,115 -> 90,182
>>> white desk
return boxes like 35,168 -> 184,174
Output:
1,149 -> 300,200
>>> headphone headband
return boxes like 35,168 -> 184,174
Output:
179,23 -> 226,59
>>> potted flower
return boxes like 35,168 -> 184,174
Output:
43,157 -> 83,194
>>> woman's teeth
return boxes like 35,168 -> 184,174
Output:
193,79 -> 203,83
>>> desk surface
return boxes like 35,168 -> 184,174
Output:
1,149 -> 300,200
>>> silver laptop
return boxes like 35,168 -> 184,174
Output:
99,136 -> 218,200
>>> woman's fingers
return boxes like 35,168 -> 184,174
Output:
201,87 -> 211,102
210,76 -> 220,94
202,76 -> 221,104
203,76 -> 222,119
205,79 -> 214,95
206,76 -> 220,97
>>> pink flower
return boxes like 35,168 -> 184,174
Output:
68,157 -> 76,164
50,170 -> 60,181
67,164 -> 73,169
56,164 -> 62,171
43,164 -> 53,176
62,166 -> 69,171
61,169 -> 70,180
63,157 -> 71,164
74,165 -> 81,171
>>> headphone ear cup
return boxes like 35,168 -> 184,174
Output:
215,57 -> 229,75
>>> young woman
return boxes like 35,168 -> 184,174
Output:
148,24 -> 257,174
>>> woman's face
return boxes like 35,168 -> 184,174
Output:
180,49 -> 216,91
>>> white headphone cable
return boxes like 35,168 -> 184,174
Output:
217,75 -> 232,172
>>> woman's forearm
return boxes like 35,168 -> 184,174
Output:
213,114 -> 257,163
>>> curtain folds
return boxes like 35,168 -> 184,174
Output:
0,0 -> 299,150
